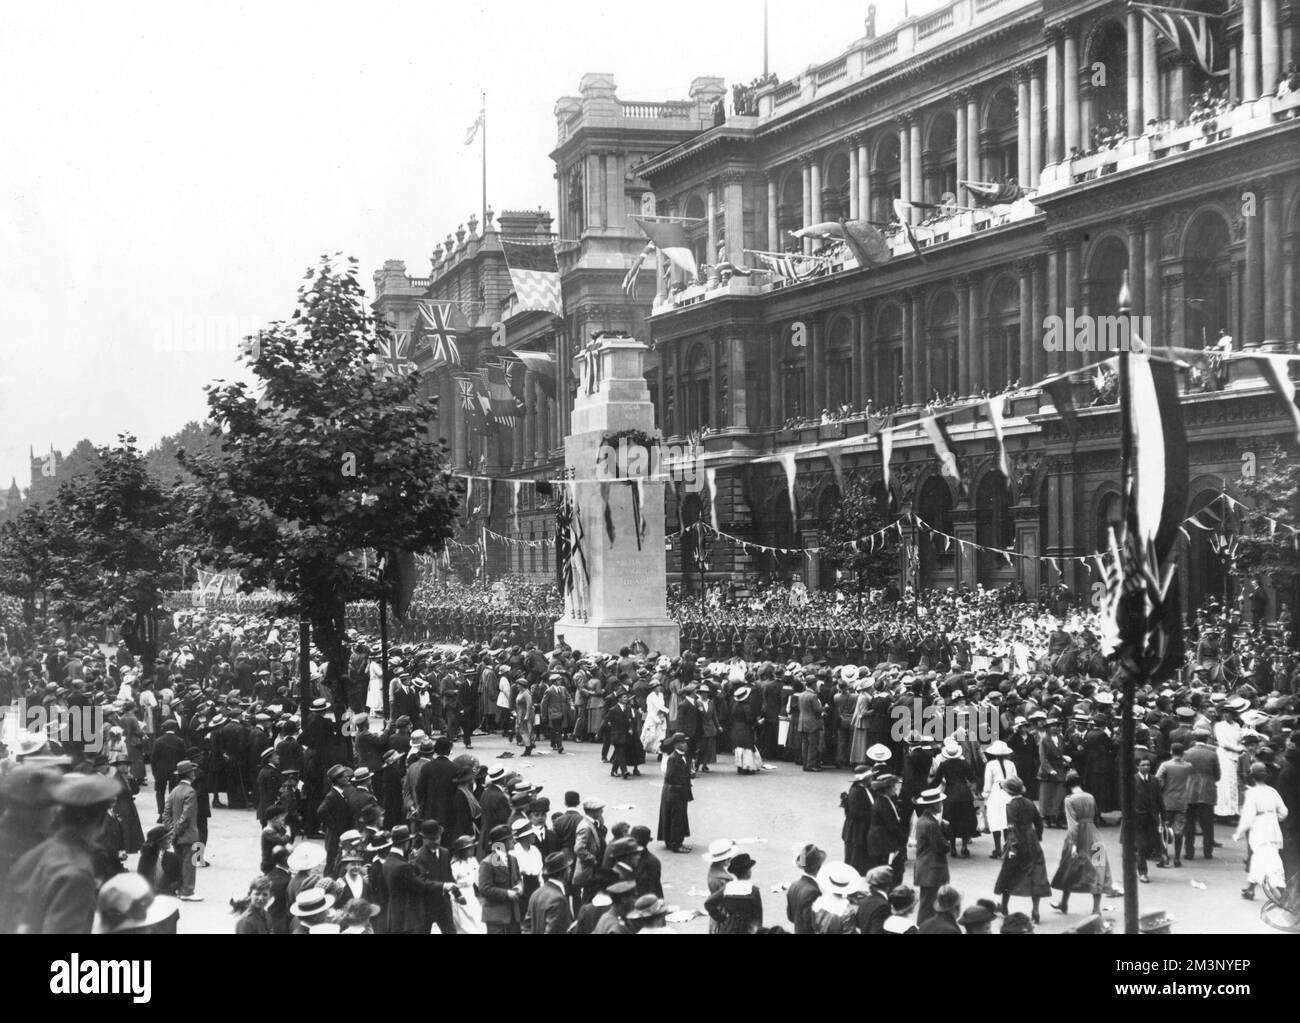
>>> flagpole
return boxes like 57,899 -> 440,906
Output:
481,92 -> 487,240
1117,270 -> 1141,936
763,0 -> 769,77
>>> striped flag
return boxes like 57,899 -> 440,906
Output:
758,252 -> 826,283
623,243 -> 656,300
374,331 -> 416,379
1131,3 -> 1227,78
485,363 -> 523,427
501,239 -> 563,317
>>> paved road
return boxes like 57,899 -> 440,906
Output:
132,733 -> 1284,935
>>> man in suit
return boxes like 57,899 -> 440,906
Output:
629,824 -> 663,897
411,820 -> 458,934
345,767 -> 379,828
254,747 -> 281,825
151,720 -> 186,819
382,825 -> 445,934
523,852 -> 574,933
1183,730 -> 1221,860
476,766 -> 512,858
572,799 -> 608,903
796,682 -> 825,772
1156,742 -> 1192,867
786,843 -> 824,934
316,764 -> 353,875
759,675 -> 784,760
604,693 -> 632,779
539,675 -> 573,753
676,686 -> 703,770
163,759 -> 202,901
1131,757 -> 1167,880
552,791 -> 583,860
912,787 -> 949,926
479,824 -> 524,934
416,737 -> 458,835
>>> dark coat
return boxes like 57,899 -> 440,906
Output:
411,843 -> 456,933
476,785 -> 512,858
867,793 -> 906,858
523,880 -> 573,934
917,910 -> 962,934
382,851 -> 442,933
151,732 -> 187,781
316,787 -> 351,870
785,874 -> 820,935
416,757 -> 458,828
842,780 -> 872,863
478,853 -> 522,926
913,812 -> 950,888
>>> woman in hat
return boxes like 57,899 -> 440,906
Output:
704,852 -> 763,934
137,824 -> 181,896
449,764 -> 482,848
933,738 -> 979,858
657,732 -> 693,853
1234,761 -> 1289,900
881,885 -> 919,934
641,678 -> 669,759
728,685 -> 762,774
449,835 -> 485,934
93,873 -> 181,936
231,876 -> 273,934
1049,771 -> 1112,917
809,861 -> 862,934
981,739 -> 1019,858
842,765 -> 874,873
865,774 -> 905,884
337,897 -> 382,934
993,776 -> 1050,924
1214,698 -> 1247,819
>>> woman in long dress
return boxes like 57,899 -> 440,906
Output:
449,837 -> 485,934
641,681 -> 669,759
982,740 -> 1019,859
848,684 -> 873,765
933,739 -> 979,857
656,732 -> 693,852
1235,762 -> 1290,900
728,687 -> 762,774
1214,704 -> 1245,818
993,777 -> 1050,924
1049,772 -> 1114,917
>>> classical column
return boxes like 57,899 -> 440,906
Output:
1063,233 -> 1082,371
728,334 -> 748,429
1016,259 -> 1034,386
910,119 -> 924,225
1126,215 -> 1146,316
1045,26 -> 1062,164
848,141 -> 860,219
1016,68 -> 1032,185
1246,183 -> 1265,348
806,317 -> 821,415
801,156 -> 813,254
709,337 -> 721,430
1168,57 -> 1190,122
1142,15 -> 1160,128
848,309 -> 862,407
706,182 -> 718,263
910,291 -> 925,405
656,355 -> 666,435
1126,10 -> 1143,136
1264,182 -> 1286,347
858,303 -> 872,407
969,273 -> 985,394
810,157 -> 823,230
1286,238 -> 1297,349
964,93 -> 979,186
954,93 -> 969,195
511,395 -> 526,471
1262,0 -> 1280,101
900,291 -> 915,405
856,134 -> 870,224
767,173 -> 779,252
1032,254 -> 1047,383
1062,24 -> 1081,156
1144,216 -> 1162,344
897,116 -> 913,215
1046,236 -> 1063,374
957,275 -> 972,397
1029,65 -> 1043,185
1243,0 -> 1261,102
451,378 -> 467,470
1080,81 -> 1095,151
722,171 -> 745,265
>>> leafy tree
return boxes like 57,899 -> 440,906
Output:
178,256 -> 459,709
0,504 -> 66,627
1234,446 -> 1300,594
146,421 -> 221,488
818,475 -> 900,591
45,435 -> 183,662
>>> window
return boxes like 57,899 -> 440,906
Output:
826,317 -> 854,411
927,292 -> 959,400
874,304 -> 904,408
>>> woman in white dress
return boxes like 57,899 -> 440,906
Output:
1213,700 -> 1246,818
1234,762 -> 1290,900
641,680 -> 669,758
449,836 -> 486,934
981,740 -> 1019,859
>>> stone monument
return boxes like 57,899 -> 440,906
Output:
553,333 -> 680,657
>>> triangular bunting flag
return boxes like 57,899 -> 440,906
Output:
704,467 -> 720,533
986,397 -> 1010,481
880,429 -> 894,492
779,453 -> 798,523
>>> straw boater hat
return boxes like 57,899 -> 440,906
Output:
915,786 -> 944,807
93,874 -> 181,934
941,738 -> 962,760
286,844 -> 326,872
703,838 -> 738,863
821,862 -> 862,897
866,743 -> 891,763
289,888 -> 332,918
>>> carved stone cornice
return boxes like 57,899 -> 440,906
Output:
1013,256 -> 1036,278
721,169 -> 747,186
952,89 -> 971,107
847,131 -> 865,148
895,111 -> 915,130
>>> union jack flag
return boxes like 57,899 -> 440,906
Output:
456,376 -> 477,410
415,301 -> 461,371
375,332 -> 415,379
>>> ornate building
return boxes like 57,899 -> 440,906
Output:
633,0 -> 1299,609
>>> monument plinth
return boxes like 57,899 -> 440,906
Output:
553,334 -> 680,657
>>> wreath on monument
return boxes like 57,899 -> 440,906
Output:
598,429 -> 659,478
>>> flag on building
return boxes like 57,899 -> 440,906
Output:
838,218 -> 894,269
1131,2 -> 1227,78
758,252 -> 825,283
503,349 -> 557,400
960,180 -> 1024,205
921,415 -> 967,498
486,362 -> 523,427
632,217 -> 699,280
1043,375 -> 1080,446
374,332 -> 416,379
501,239 -> 563,317
469,373 -> 494,435
623,243 -> 657,300
414,301 -> 462,371
891,200 -> 929,264
465,106 -> 484,145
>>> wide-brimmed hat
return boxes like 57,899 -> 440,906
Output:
941,738 -> 961,759
1138,910 -> 1174,934
286,843 -> 326,872
866,743 -> 891,763
542,851 -> 571,877
914,786 -> 944,807
1066,913 -> 1114,935
840,665 -> 859,684
1225,696 -> 1250,714
702,838 -> 737,863
365,832 -> 393,853
93,874 -> 181,934
870,773 -> 900,792
985,740 -> 1012,757
732,686 -> 752,702
661,732 -> 687,751
821,861 -> 862,896
626,894 -> 670,921
173,759 -> 197,777
1002,776 -> 1026,795
289,888 -> 332,917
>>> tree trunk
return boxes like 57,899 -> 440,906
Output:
298,619 -> 311,713
311,597 -> 349,714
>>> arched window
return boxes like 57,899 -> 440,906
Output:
873,133 -> 901,224
917,476 -> 954,588
1184,211 -> 1233,348
925,112 -> 958,204
826,317 -> 855,412
684,195 -> 708,274
976,473 -> 1014,584
987,275 -> 1020,388
781,324 -> 807,421
684,344 -> 711,432
874,304 -> 904,408
1096,490 -> 1122,551
824,152 -> 851,221
983,88 -> 1019,183
1085,20 -> 1128,142
927,292 -> 959,400
779,170 -> 804,251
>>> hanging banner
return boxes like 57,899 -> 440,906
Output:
880,430 -> 893,492
511,480 -> 522,534
779,452 -> 798,523
987,397 -> 1010,480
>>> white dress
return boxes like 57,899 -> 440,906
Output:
1233,783 -> 1289,886
1213,720 -> 1243,817
641,692 -> 668,755
982,758 -> 1019,833
450,857 -> 485,934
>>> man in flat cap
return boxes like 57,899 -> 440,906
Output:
162,758 -> 203,901
2,773 -> 122,933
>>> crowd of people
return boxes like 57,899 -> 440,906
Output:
2,577 -> 1300,934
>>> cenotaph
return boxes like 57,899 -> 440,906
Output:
553,333 -> 680,656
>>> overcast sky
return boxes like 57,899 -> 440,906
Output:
0,0 -> 930,492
